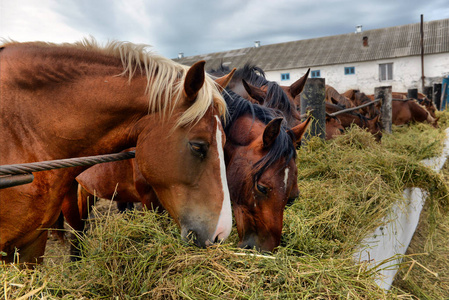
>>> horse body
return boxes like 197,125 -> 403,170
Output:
0,40 -> 232,263
343,89 -> 381,119
392,100 -> 438,127
325,103 -> 382,141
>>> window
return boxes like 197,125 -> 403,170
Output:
311,70 -> 321,78
379,63 -> 393,81
345,67 -> 355,75
281,73 -> 290,81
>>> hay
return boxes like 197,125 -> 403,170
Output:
1,110 -> 448,299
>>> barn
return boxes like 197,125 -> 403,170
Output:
174,18 -> 449,96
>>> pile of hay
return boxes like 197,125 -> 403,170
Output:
1,110 -> 448,299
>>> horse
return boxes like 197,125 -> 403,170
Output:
0,39 -> 234,264
343,89 -> 381,119
325,85 -> 355,109
392,92 -> 437,119
325,114 -> 345,140
392,99 -> 439,128
325,103 -> 383,141
209,64 -> 304,127
60,88 -> 311,254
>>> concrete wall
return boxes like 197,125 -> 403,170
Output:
265,53 -> 449,95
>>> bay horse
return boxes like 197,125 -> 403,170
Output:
209,64 -> 304,127
0,39 -> 234,264
392,99 -> 439,128
62,89 -> 311,253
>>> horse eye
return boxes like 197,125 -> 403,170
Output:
256,184 -> 268,195
189,142 -> 208,159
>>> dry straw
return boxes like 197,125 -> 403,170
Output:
1,110 -> 448,299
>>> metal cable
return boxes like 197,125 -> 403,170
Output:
0,151 -> 135,176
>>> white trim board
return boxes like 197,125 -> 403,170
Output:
354,127 -> 449,290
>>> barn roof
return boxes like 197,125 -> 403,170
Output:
174,18 -> 449,71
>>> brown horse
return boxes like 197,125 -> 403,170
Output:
325,85 -> 355,109
392,92 -> 437,119
325,114 -> 345,140
343,89 -> 381,119
62,89 -> 311,254
209,64 -> 306,127
0,39 -> 234,264
392,99 -> 439,128
325,103 -> 383,141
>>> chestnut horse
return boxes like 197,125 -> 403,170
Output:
62,89 -> 310,253
325,103 -> 383,141
392,99 -> 439,128
0,39 -> 233,264
343,89 -> 381,119
325,85 -> 355,109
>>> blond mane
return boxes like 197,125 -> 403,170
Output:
76,37 -> 226,127
1,37 -> 226,128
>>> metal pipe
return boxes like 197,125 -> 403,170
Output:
421,14 -> 425,92
0,173 -> 34,189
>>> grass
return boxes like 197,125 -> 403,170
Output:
1,109 -> 448,299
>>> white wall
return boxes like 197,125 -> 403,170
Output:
265,53 -> 449,95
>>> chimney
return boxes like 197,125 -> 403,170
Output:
355,25 -> 362,33
254,41 -> 260,48
363,36 -> 368,47
178,52 -> 184,59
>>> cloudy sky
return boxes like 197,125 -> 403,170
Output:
1,0 -> 448,59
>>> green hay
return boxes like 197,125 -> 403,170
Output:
1,110 -> 448,299
391,160 -> 449,299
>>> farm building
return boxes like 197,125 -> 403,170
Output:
174,18 -> 449,95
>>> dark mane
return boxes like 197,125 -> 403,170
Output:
223,89 -> 297,183
237,64 -> 297,125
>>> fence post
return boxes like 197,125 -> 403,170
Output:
375,86 -> 392,134
433,83 -> 442,110
423,86 -> 433,101
407,88 -> 418,100
300,78 -> 325,141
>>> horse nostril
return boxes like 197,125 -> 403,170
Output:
186,230 -> 198,245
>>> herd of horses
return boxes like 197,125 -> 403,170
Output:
0,39 -> 440,265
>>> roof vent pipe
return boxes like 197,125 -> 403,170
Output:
254,41 -> 260,48
355,25 -> 362,33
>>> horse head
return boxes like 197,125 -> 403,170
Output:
134,61 -> 234,247
224,92 -> 311,251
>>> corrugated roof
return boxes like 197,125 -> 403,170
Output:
174,18 -> 449,71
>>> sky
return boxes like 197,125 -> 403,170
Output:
1,0 -> 448,59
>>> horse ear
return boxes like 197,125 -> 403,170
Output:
289,68 -> 310,98
184,60 -> 206,102
289,116 -> 312,144
263,118 -> 283,149
214,68 -> 236,92
242,79 -> 265,104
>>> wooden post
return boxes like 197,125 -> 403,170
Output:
375,86 -> 392,134
407,88 -> 418,100
300,78 -> 325,140
423,86 -> 433,101
434,83 -> 442,110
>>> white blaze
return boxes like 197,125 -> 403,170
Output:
284,167 -> 290,190
210,115 -> 232,244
